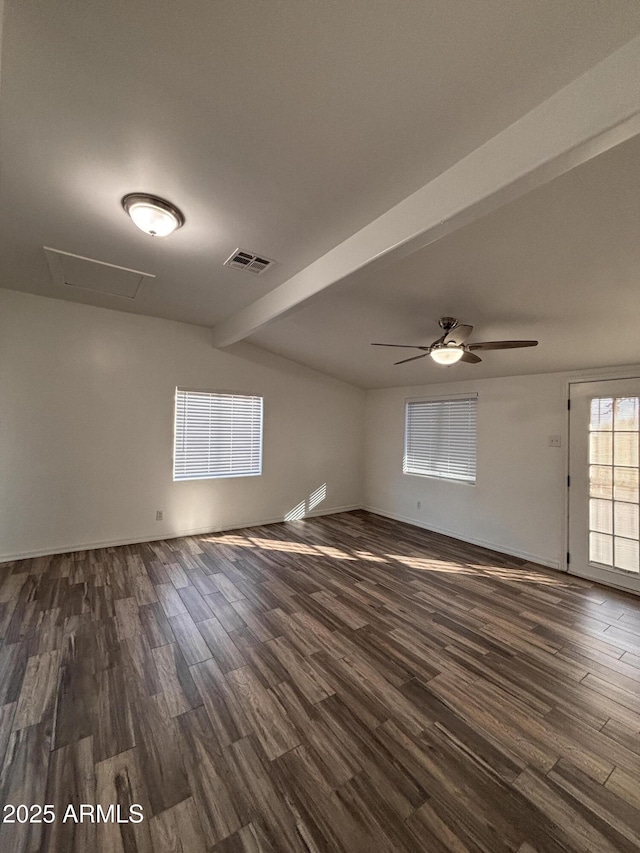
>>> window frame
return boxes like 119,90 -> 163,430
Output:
173,387 -> 264,482
403,393 -> 478,485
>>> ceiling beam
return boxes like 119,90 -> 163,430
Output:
211,35 -> 640,348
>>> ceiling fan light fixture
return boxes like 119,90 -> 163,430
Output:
372,317 -> 537,368
121,193 -> 185,237
430,343 -> 464,365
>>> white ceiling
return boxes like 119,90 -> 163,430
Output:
249,134 -> 640,387
2,1 -> 640,386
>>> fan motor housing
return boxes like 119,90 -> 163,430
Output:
438,316 -> 458,332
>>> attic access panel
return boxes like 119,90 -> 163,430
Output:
44,247 -> 155,299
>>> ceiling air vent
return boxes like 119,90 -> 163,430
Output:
224,248 -> 275,275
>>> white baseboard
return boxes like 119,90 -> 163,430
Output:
362,505 -> 562,571
0,504 -> 361,564
1,503 -> 560,571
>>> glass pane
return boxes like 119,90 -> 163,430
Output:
589,498 -> 612,534
614,502 -> 639,539
587,396 -> 640,575
590,465 -> 612,499
614,433 -> 638,468
614,397 -> 640,431
590,532 -> 613,566
589,433 -> 613,465
614,537 -> 639,573
590,398 -> 613,431
614,467 -> 639,503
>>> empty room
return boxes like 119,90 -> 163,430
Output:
1,2 -> 640,851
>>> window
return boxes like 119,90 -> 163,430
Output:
404,395 -> 477,483
174,389 -> 263,481
588,396 -> 639,573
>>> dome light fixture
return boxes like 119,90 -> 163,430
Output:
430,343 -> 464,365
121,193 -> 185,237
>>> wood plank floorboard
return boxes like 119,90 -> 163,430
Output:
0,510 -> 639,851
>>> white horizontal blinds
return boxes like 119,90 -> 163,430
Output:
404,397 -> 477,483
174,389 -> 263,481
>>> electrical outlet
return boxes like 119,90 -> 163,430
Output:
417,500 -> 422,510
548,435 -> 562,447
156,510 -> 164,521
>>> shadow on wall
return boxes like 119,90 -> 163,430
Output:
284,483 -> 327,520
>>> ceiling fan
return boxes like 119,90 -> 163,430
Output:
372,317 -> 538,366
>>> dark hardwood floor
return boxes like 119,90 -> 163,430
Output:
0,510 -> 639,852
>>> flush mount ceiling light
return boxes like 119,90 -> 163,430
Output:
121,193 -> 185,237
429,342 -> 464,365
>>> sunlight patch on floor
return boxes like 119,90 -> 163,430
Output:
315,545 -> 357,561
204,534 -> 255,547
248,538 -> 319,555
353,550 -> 388,563
201,525 -> 570,586
388,554 -> 470,574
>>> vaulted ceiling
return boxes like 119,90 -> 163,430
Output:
2,1 -> 640,387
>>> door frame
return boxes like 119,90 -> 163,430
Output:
565,364 -> 640,594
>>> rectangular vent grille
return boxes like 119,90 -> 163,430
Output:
224,248 -> 275,275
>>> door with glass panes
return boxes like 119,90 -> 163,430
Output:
568,378 -> 640,594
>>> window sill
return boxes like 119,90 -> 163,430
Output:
403,471 -> 475,486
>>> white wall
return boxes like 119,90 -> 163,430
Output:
0,290 -> 364,560
364,373 -> 568,568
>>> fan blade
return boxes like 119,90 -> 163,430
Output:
443,324 -> 473,345
371,343 -> 429,350
460,350 -> 482,364
394,353 -> 429,365
468,340 -> 538,350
